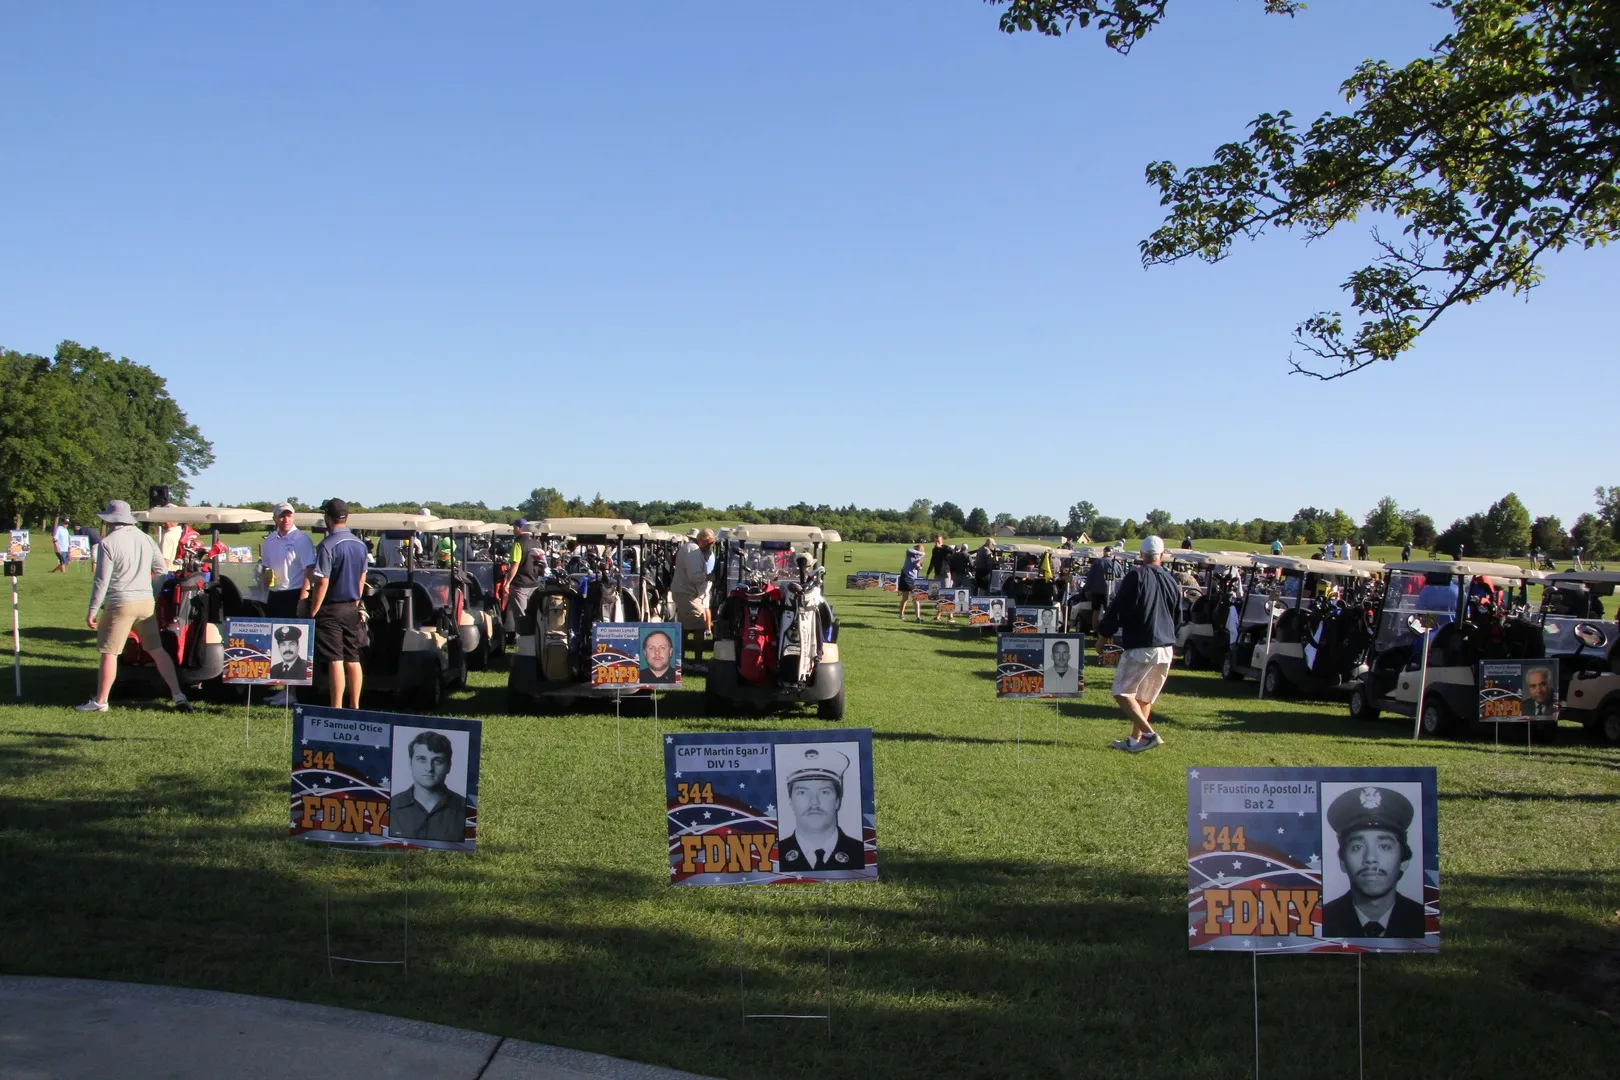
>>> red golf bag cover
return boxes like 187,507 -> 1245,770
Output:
735,582 -> 783,687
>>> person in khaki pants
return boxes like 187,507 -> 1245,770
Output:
77,500 -> 192,713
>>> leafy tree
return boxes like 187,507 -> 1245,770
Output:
1479,492 -> 1532,556
1530,514 -> 1566,556
0,342 -> 212,527
1142,508 -> 1174,534
1403,510 -> 1437,550
992,512 -> 1017,529
965,507 -> 991,534
1570,512 -> 1615,559
995,0 -> 1620,377
519,487 -> 568,520
1121,517 -> 1139,538
1091,515 -> 1124,541
1435,514 -> 1484,557
1363,496 -> 1405,544
934,501 -> 967,532
1020,513 -> 1061,535
1066,500 -> 1098,536
1596,485 -> 1620,538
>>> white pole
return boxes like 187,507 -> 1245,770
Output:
1412,630 -> 1431,741
11,576 -> 20,699
1258,604 -> 1276,700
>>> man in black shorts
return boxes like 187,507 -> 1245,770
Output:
307,498 -> 369,709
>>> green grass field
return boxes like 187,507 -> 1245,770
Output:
1,542 -> 1616,1079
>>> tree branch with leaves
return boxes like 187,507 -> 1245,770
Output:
994,0 -> 1619,377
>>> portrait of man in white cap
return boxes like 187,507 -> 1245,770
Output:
773,742 -> 864,873
1319,782 -> 1427,939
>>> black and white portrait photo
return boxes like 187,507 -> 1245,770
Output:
1043,636 -> 1081,695
389,727 -> 471,844
1319,781 -> 1427,940
773,741 -> 865,873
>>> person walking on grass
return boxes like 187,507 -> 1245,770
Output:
898,540 -> 926,621
52,518 -> 71,572
926,535 -> 949,584
76,500 -> 193,713
1098,535 -> 1181,754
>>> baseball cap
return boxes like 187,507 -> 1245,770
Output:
1140,536 -> 1165,556
273,502 -> 295,516
320,497 -> 349,520
513,518 -> 530,533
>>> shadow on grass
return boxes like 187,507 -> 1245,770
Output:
874,731 -> 1056,748
3,792 -> 1617,1079
1439,789 -> 1620,805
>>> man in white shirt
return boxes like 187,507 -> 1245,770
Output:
260,503 -> 315,619
260,502 -> 316,706
670,530 -> 715,668
52,519 -> 71,573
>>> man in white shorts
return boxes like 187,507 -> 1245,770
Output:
1097,535 -> 1181,753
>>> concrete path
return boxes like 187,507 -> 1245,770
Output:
0,976 -> 715,1080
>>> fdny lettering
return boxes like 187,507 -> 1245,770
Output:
677,832 -> 777,874
1201,888 -> 1321,936
298,795 -> 387,835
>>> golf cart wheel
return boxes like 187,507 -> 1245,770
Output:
1594,707 -> 1620,745
1261,664 -> 1285,698
1181,646 -> 1200,671
415,672 -> 444,712
1420,696 -> 1453,738
1348,687 -> 1379,722
816,684 -> 846,721
1220,651 -> 1242,682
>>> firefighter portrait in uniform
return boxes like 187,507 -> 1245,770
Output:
773,745 -> 864,873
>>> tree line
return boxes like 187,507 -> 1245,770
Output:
1,341 -> 213,529
231,487 -> 1620,559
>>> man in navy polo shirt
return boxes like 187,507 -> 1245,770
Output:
308,497 -> 368,709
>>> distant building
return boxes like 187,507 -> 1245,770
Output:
994,525 -> 1017,537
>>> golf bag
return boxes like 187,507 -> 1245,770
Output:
777,571 -> 832,684
732,582 -> 784,688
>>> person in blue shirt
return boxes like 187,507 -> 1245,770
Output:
898,541 -> 926,621
308,498 -> 369,709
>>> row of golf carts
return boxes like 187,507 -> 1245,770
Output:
113,508 -> 847,720
1163,548 -> 1619,743
505,520 -> 845,719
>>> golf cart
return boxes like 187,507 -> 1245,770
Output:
507,518 -> 651,710
1173,551 -> 1253,670
370,518 -> 502,671
344,513 -> 469,710
1537,570 -> 1620,743
121,505 -> 273,694
1227,557 -> 1377,697
1346,560 -> 1547,738
708,525 -> 845,719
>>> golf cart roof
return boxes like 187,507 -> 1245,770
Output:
727,525 -> 835,543
820,529 -> 841,543
1252,554 -> 1314,572
533,517 -> 635,538
291,513 -> 325,529
1342,559 -> 1388,575
1386,560 -> 1529,581
1547,570 -> 1620,586
465,520 -> 516,535
1177,550 -> 1253,569
1303,559 -> 1372,579
341,513 -> 440,532
1000,543 -> 1058,555
134,506 -> 273,525
414,518 -> 487,532
643,529 -> 681,542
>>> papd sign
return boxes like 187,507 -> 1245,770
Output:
589,622 -> 682,689
665,729 -> 877,885
290,705 -> 481,851
1187,767 -> 1439,953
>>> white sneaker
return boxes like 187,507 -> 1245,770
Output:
75,699 -> 109,713
1128,732 -> 1164,754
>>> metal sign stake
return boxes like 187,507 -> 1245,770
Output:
244,684 -> 252,746
737,881 -> 832,1032
1252,951 -> 1261,1080
10,576 -> 21,699
324,844 -> 410,978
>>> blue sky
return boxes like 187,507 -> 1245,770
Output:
3,1 -> 1614,528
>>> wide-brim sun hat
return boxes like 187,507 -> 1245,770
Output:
97,499 -> 138,526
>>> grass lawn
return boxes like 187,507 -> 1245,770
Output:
1,541 -> 1616,1079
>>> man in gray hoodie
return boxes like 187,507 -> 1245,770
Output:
76,500 -> 192,713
